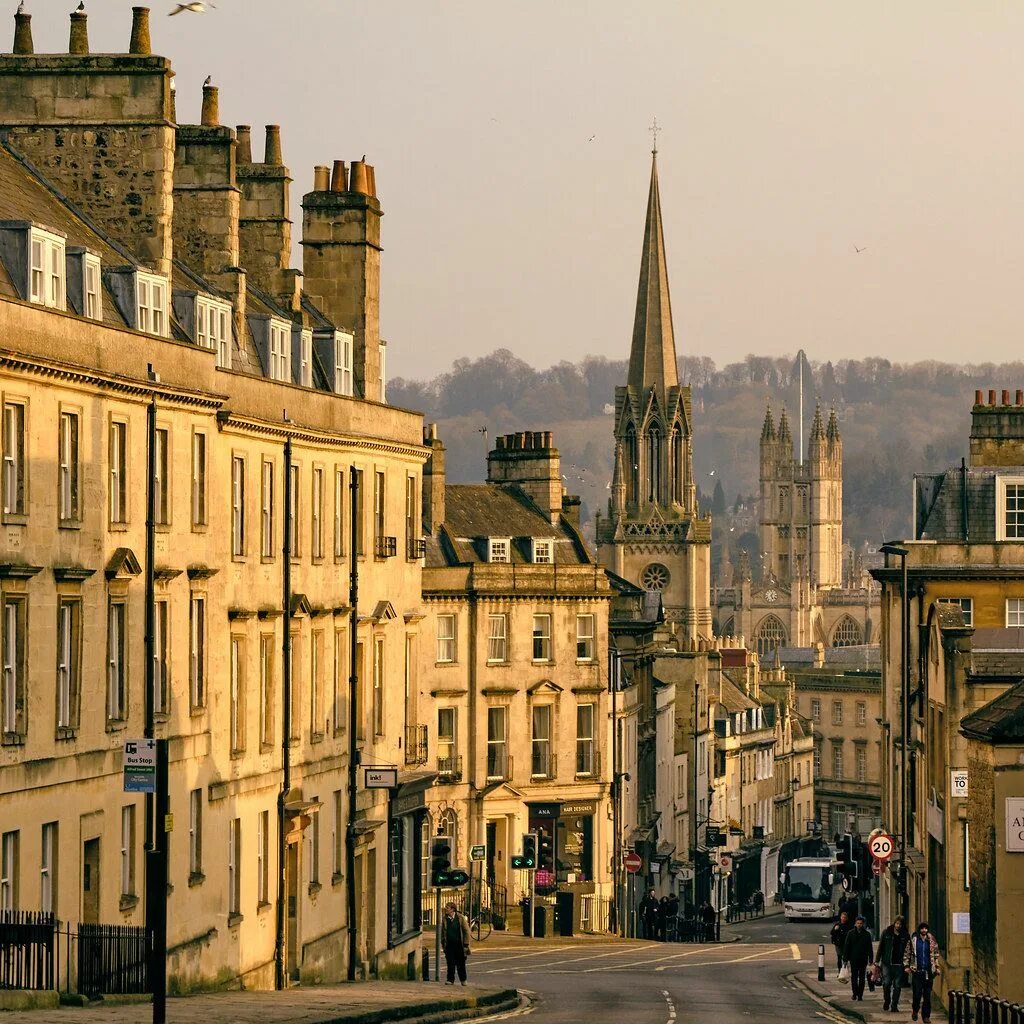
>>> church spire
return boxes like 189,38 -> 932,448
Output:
627,151 -> 678,393
761,403 -> 776,442
778,406 -> 792,446
826,405 -> 841,442
810,402 -> 825,442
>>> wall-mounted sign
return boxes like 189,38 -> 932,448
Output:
123,739 -> 157,793
364,767 -> 398,789
952,912 -> 971,934
950,768 -> 969,799
1007,797 -> 1024,852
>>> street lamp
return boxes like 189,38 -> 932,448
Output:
879,542 -> 910,924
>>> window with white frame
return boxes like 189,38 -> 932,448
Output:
107,599 -> 127,721
299,329 -> 313,388
438,707 -> 457,767
1007,598 -> 1024,627
230,636 -> 244,753
2,401 -> 25,517
487,613 -> 507,663
189,594 -> 205,709
312,467 -> 324,560
2,597 -> 26,736
309,795 -> 320,886
486,706 -> 507,780
532,539 -> 553,564
576,613 -> 595,662
257,809 -> 269,905
153,599 -> 169,715
576,703 -> 595,776
288,464 -> 299,556
40,822 -> 57,914
310,630 -> 324,737
120,805 -> 136,898
231,455 -> 245,557
268,320 -> 291,382
996,476 -> 1024,540
334,467 -> 345,559
532,613 -> 552,662
58,410 -> 79,523
84,254 -> 102,320
436,614 -> 456,664
0,830 -> 17,912
488,538 -> 510,563
261,460 -> 274,558
108,421 -> 127,525
856,744 -> 868,782
938,597 -> 974,627
373,636 -> 385,736
191,432 -> 207,528
56,598 -> 80,729
856,700 -> 867,726
259,634 -> 274,748
335,333 -> 354,396
196,296 -> 231,369
810,698 -> 821,722
831,699 -> 843,725
189,789 -> 202,878
30,228 -> 66,309
228,817 -> 240,916
531,704 -> 552,778
832,742 -> 844,779
154,427 -> 169,525
135,272 -> 167,336
332,790 -> 343,879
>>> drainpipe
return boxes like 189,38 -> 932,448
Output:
276,430 -> 293,990
346,467 -> 362,980
960,458 -> 969,543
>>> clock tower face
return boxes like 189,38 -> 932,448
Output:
764,588 -> 778,604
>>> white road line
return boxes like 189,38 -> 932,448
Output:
515,942 -> 661,970
654,945 -> 791,972
581,945 -> 714,972
477,947 -> 580,969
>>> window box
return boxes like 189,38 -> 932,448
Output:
407,537 -> 426,560
375,535 -> 397,559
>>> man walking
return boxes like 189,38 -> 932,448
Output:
842,915 -> 874,1001
903,921 -> 940,1023
639,888 -> 659,940
830,910 -> 852,972
440,902 -> 471,986
877,915 -> 910,1012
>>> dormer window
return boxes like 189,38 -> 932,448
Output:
196,296 -> 231,369
136,272 -> 167,336
268,320 -> 291,382
30,227 -> 66,310
337,332 -> 353,396
532,539 -> 553,564
488,538 -> 511,563
295,328 -> 313,388
66,247 -> 102,320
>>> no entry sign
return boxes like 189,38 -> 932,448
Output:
623,851 -> 642,874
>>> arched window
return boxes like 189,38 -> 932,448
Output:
831,616 -> 863,648
437,808 -> 459,863
647,426 -> 662,503
671,426 -> 683,504
721,617 -> 735,638
755,615 -> 788,658
625,424 -> 639,504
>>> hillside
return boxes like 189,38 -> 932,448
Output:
390,351 -> 1021,551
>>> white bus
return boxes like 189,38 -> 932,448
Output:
780,857 -> 840,921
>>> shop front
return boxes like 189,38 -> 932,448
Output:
527,800 -> 597,895
388,774 -> 433,945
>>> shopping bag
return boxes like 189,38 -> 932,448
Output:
838,963 -> 850,982
871,963 -> 882,984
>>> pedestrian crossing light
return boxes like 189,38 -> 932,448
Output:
430,834 -> 453,887
512,833 -> 537,870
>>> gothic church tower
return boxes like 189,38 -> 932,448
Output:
597,152 -> 712,640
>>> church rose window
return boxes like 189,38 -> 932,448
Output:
641,562 -> 670,591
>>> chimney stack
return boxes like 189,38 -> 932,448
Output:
13,7 -> 33,54
235,125 -> 252,164
200,81 -> 219,126
69,7 -> 89,56
264,124 -> 283,165
129,6 -> 151,54
487,431 -> 563,523
970,387 -> 1024,467
330,159 -> 348,192
422,424 -> 447,533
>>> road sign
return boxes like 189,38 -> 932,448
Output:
123,738 -> 157,793
950,768 -> 969,799
623,851 -> 642,874
470,844 -> 486,861
842,876 -> 854,892
872,859 -> 885,877
364,767 -> 398,789
868,833 -> 895,862
718,854 -> 733,873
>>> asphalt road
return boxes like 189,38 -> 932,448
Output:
470,914 -> 841,1024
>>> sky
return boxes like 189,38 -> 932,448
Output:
25,1 -> 1024,379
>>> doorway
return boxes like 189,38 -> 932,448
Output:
486,821 -> 497,886
286,841 -> 299,981
82,839 -> 100,924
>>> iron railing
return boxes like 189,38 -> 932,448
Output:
575,746 -> 600,779
407,537 -> 426,560
77,923 -> 148,999
375,535 -> 397,559
948,990 -> 1024,1024
404,724 -> 428,765
0,911 -> 55,991
422,879 -> 508,929
437,754 -> 463,782
486,749 -> 513,782
530,752 -> 557,781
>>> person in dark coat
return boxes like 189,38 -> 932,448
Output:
842,915 -> 874,1001
440,902 -> 471,986
830,911 -> 852,971
877,915 -> 910,1012
903,921 -> 940,1023
700,899 -> 717,941
665,892 -> 680,941
638,888 -> 659,939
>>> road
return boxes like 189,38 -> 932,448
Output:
470,914 -> 840,1024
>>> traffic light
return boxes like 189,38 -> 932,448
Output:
430,834 -> 452,887
836,832 -> 857,880
856,840 -> 873,892
511,832 -> 537,870
537,826 -> 553,872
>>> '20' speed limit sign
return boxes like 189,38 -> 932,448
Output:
869,834 -> 895,862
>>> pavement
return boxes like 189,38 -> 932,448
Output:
0,981 -> 521,1023
795,964 -> 938,1024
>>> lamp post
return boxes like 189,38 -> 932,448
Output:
880,542 -> 910,924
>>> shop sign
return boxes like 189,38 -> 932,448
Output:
950,768 -> 968,799
560,802 -> 596,816
1007,797 -> 1024,852
364,767 -> 397,789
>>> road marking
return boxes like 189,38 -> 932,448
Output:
581,945 -> 713,972
654,945 -> 791,972
515,942 -> 660,969
477,946 -> 580,969
790,943 -> 801,960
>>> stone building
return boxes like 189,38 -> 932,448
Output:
872,389 -> 1024,999
418,428 -> 614,912
0,8 -> 428,989
596,151 -> 712,642
715,403 -> 879,658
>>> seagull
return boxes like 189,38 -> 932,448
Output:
16,0 -> 24,12
854,245 -> 867,254
169,2 -> 212,14
203,75 -> 212,86
76,1 -> 85,10
588,135 -> 596,142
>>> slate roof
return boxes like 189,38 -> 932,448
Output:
970,647 -> 1024,678
718,674 -> 758,714
915,467 -> 1019,541
960,679 -> 1024,741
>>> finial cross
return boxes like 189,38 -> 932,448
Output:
649,116 -> 661,155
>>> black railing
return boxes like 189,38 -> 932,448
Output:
437,754 -> 463,782
375,535 -> 397,559
77,923 -> 148,998
576,746 -> 600,779
422,880 -> 508,929
486,749 -> 513,782
0,911 -> 55,991
725,893 -> 766,922
530,752 -> 557,781
404,724 -> 428,765
407,537 -> 426,560
948,990 -> 1024,1024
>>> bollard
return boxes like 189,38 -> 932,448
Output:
422,948 -> 429,982
818,944 -> 826,982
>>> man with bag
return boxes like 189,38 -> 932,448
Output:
830,910 -> 853,972
842,915 -> 874,1001
877,915 -> 910,1012
903,921 -> 940,1023
440,902 -> 472,986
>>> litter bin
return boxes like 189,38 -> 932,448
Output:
533,903 -> 547,938
555,891 -> 575,937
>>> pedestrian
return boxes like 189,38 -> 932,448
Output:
877,915 -> 910,1012
665,892 -> 680,942
440,901 -> 471,986
842,915 -> 874,1001
830,911 -> 852,972
903,921 -> 940,1023
639,888 -> 659,940
657,896 -> 670,941
700,899 -> 717,942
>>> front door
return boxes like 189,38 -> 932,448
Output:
286,841 -> 299,981
82,838 -> 100,924
486,821 -> 497,885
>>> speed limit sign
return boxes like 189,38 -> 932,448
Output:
869,833 -> 895,862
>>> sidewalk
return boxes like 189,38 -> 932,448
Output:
0,981 -> 520,1024
794,968 -> 936,1024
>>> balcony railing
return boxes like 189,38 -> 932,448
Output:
486,748 -> 512,782
407,537 -> 426,560
375,535 -> 397,559
530,751 -> 557,781
437,754 -> 463,782
404,724 -> 428,765
575,746 -> 600,779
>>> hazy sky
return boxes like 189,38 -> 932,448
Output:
28,2 -> 1024,379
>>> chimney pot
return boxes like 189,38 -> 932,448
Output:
313,165 -> 330,191
496,436 -> 506,450
366,163 -> 376,198
349,159 -> 370,195
989,389 -> 997,406
235,125 -> 252,164
1003,389 -> 1011,406
200,83 -> 219,127
13,9 -> 33,54
330,160 -> 348,192
1017,390 -> 1023,407
69,9 -> 89,55
975,389 -> 984,406
427,422 -> 438,441
129,6 -> 151,54
264,125 -> 282,165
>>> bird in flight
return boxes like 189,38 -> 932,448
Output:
854,245 -> 867,254
588,135 -> 596,142
169,2 -> 214,14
